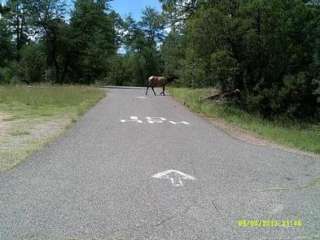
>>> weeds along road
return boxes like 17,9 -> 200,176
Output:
0,87 -> 319,240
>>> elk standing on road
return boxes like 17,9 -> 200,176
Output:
146,76 -> 178,96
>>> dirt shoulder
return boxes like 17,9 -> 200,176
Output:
0,114 -> 73,171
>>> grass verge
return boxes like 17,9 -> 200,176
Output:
0,85 -> 105,171
170,87 -> 320,154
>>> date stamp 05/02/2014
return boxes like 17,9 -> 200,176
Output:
237,219 -> 303,228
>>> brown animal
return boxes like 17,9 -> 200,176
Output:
146,76 -> 178,96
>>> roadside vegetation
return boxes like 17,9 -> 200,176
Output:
161,0 -> 320,121
0,86 -> 105,171
170,88 -> 320,154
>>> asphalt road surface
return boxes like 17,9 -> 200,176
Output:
0,87 -> 319,240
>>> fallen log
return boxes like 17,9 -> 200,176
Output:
201,89 -> 240,102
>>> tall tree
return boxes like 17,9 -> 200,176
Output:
119,8 -> 165,85
140,7 -> 165,43
25,0 -> 66,82
69,0 -> 116,83
160,0 -> 198,24
161,30 -> 184,77
0,13 -> 14,67
4,0 -> 29,61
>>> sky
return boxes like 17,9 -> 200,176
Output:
0,0 -> 162,20
110,0 -> 162,20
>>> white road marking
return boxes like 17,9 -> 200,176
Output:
146,117 -> 167,124
120,116 -> 191,126
136,96 -> 147,99
169,121 -> 190,125
152,170 -> 196,187
120,116 -> 143,124
269,204 -> 284,214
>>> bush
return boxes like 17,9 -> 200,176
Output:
0,67 -> 11,84
246,71 -> 320,120
0,62 -> 18,84
103,56 -> 126,86
17,44 -> 46,84
210,50 -> 239,92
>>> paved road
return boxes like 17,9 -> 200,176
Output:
0,88 -> 319,240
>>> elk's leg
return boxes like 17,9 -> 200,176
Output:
162,85 -> 166,96
152,87 -> 157,96
146,86 -> 149,95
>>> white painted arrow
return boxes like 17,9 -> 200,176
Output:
152,170 -> 196,187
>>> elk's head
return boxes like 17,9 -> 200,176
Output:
167,75 -> 179,83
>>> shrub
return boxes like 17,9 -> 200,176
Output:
0,62 -> 18,84
17,44 -> 46,84
210,50 -> 239,92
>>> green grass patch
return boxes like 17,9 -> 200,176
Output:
0,85 -> 105,171
10,130 -> 30,136
170,87 -> 320,154
0,85 -> 105,119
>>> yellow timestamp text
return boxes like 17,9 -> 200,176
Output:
238,219 -> 303,228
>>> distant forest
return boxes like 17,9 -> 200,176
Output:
0,0 -> 320,119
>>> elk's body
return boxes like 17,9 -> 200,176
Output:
146,76 -> 177,96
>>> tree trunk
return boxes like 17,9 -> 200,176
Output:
45,28 -> 60,83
